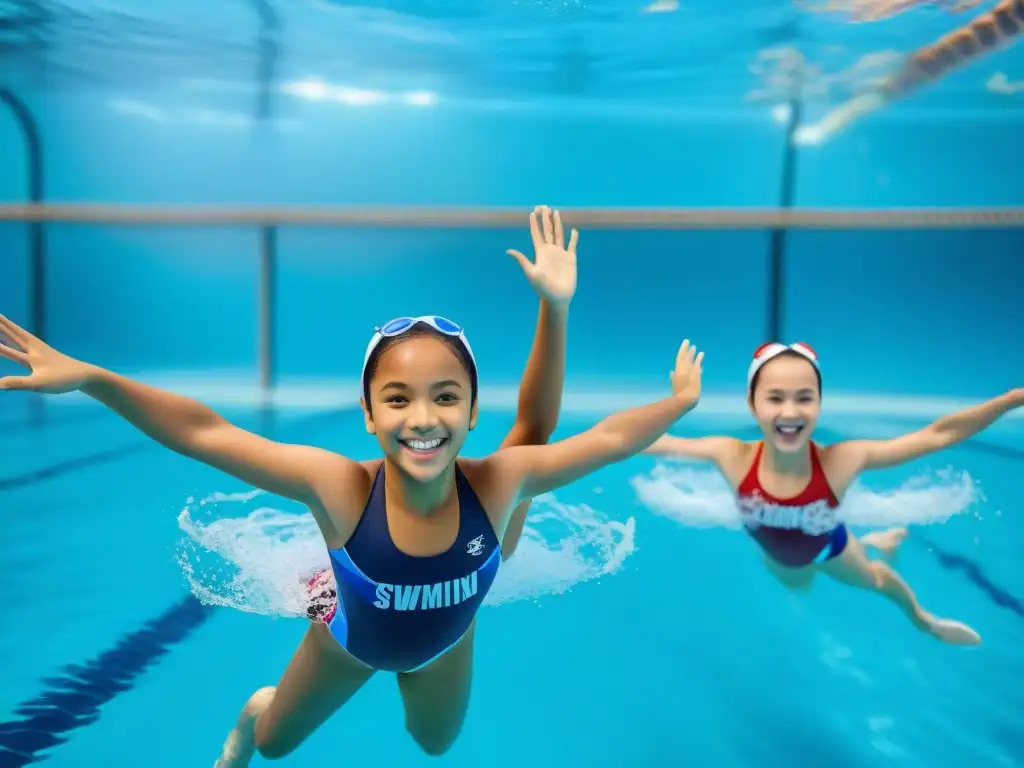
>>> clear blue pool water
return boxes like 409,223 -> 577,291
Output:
2,1 -> 1024,766
1,392 -> 1023,767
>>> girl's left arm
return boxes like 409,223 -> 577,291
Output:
501,208 -> 574,448
834,388 -> 1023,472
482,337 -> 703,527
490,388 -> 700,516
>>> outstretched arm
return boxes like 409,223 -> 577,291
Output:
492,340 -> 703,515
505,389 -> 698,505
81,369 -> 343,504
834,388 -> 1024,473
0,314 -> 344,507
645,435 -> 742,461
643,434 -> 749,483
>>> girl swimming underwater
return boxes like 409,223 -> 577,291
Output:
304,204 -> 576,619
0,207 -> 705,765
648,342 -> 1022,646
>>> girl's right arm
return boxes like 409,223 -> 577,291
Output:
644,435 -> 748,479
645,435 -> 742,462
486,339 -> 705,521
80,368 -> 352,505
0,314 -> 354,509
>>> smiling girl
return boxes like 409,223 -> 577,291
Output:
0,208 -> 705,765
648,341 -> 1022,646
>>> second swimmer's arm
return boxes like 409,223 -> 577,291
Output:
644,435 -> 740,460
833,388 -> 1024,473
81,368 -> 341,503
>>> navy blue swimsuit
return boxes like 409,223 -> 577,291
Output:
324,463 -> 501,673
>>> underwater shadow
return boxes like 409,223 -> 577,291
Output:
0,596 -> 216,767
0,405 -> 359,494
0,441 -> 155,492
817,425 -> 1024,619
917,533 -> 1024,620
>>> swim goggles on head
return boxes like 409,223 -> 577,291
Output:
360,315 -> 477,387
747,342 -> 819,391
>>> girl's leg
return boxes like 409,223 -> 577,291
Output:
396,621 -> 477,756
762,554 -> 816,592
817,535 -> 981,646
216,622 -> 375,766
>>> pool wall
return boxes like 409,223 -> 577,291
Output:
2,94 -> 1023,398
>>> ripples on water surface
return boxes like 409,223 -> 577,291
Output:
2,0 -> 1021,111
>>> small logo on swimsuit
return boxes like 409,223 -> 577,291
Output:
466,535 -> 486,556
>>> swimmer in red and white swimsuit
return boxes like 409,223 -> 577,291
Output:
736,437 -> 849,570
648,342 -> 1022,646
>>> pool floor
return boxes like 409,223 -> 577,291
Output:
1,403 -> 1023,767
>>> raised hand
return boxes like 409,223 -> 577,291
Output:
670,340 -> 703,404
0,315 -> 96,394
506,205 -> 579,308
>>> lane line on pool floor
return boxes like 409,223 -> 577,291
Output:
1,419 -> 1016,765
954,439 -> 1024,462
0,406 -> 345,762
0,408 -> 365,763
818,425 -> 1024,625
915,534 -> 1024,622
0,408 -> 115,435
0,596 -> 217,767
0,441 -> 156,492
0,406 -> 360,493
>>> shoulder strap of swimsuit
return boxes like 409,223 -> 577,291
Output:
368,462 -> 386,506
808,442 -> 824,472
453,463 -> 497,531
737,441 -> 764,490
356,463 -> 387,528
336,462 -> 387,553
453,464 -> 481,513
808,443 -> 840,502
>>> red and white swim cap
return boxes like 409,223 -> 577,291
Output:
747,342 -> 819,392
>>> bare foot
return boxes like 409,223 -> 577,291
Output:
921,614 -> 982,646
861,527 -> 908,560
215,687 -> 276,767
